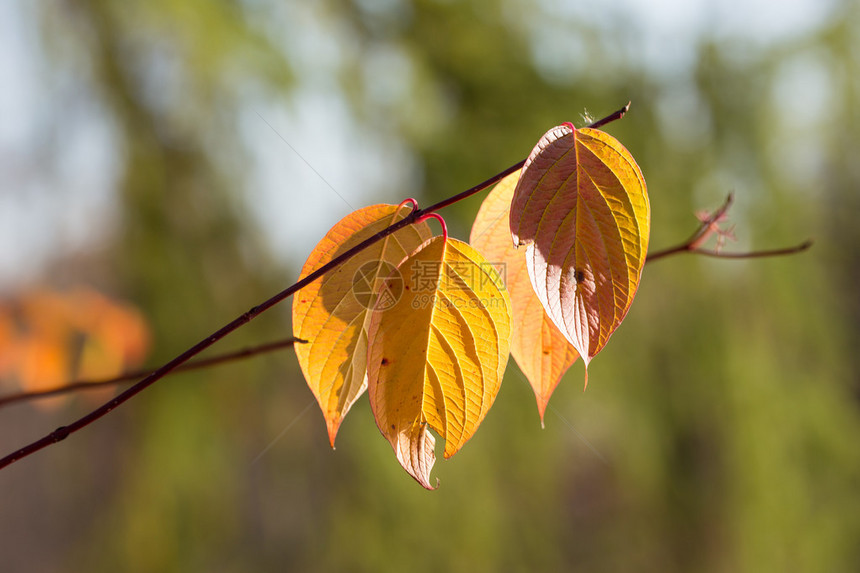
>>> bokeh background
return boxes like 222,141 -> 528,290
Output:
1,0 -> 858,571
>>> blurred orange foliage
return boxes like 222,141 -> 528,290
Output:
0,287 -> 150,405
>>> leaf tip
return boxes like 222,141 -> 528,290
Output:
326,419 -> 342,449
421,477 -> 440,491
536,400 -> 548,428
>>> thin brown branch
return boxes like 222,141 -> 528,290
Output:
644,244 -> 689,263
647,241 -> 812,263
0,105 -> 631,471
0,337 -> 306,409
587,101 -> 630,129
686,241 -> 813,260
646,193 -> 811,263
421,102 -> 630,214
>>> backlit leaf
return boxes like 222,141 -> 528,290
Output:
470,170 -> 578,424
366,236 -> 512,489
509,124 -> 649,377
292,204 -> 432,446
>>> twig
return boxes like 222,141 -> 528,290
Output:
417,102 -> 630,213
682,241 -> 813,259
586,101 -> 630,129
0,337 -> 306,408
646,241 -> 812,263
646,193 -> 812,263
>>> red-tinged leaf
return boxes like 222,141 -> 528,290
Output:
470,170 -> 578,424
366,236 -> 512,489
292,205 -> 432,446
510,124 -> 650,378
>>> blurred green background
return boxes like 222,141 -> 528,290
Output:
1,0 -> 858,571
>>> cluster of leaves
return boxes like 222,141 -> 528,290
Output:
0,287 -> 150,407
293,123 -> 648,488
0,110 -> 809,476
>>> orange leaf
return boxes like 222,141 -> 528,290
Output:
292,204 -> 432,446
470,170 -> 578,424
510,124 -> 649,379
366,236 -> 512,489
0,287 -> 151,408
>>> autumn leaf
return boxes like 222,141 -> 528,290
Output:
366,236 -> 512,489
0,287 -> 150,407
470,170 -> 579,424
509,124 -> 649,379
292,204 -> 432,446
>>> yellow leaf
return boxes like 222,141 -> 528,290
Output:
366,236 -> 512,489
470,170 -> 578,424
510,125 -> 650,376
292,204 -> 432,446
